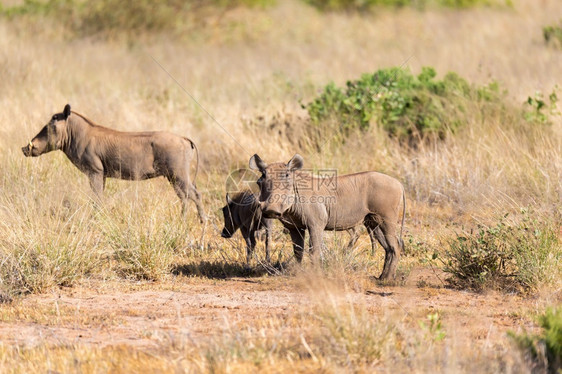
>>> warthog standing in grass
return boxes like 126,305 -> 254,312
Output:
21,104 -> 206,222
249,153 -> 405,280
221,191 -> 273,266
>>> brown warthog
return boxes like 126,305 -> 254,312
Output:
220,191 -> 273,266
22,104 -> 206,222
249,153 -> 405,280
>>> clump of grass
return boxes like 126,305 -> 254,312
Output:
306,66 -> 503,145
0,202 -> 103,300
98,205 -> 191,281
318,234 -> 380,280
113,242 -> 174,281
312,295 -> 398,367
509,306 -> 562,373
441,210 -> 562,292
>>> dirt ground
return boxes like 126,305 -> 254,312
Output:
0,267 -> 554,352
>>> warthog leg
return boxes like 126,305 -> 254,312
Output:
240,226 -> 256,268
88,172 -> 105,202
188,184 -> 206,223
288,227 -> 306,263
168,177 -> 206,223
264,221 -> 272,263
376,222 -> 401,280
308,225 -> 325,263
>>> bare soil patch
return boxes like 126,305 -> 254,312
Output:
0,268 -> 550,352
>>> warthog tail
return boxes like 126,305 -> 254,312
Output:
185,137 -> 199,186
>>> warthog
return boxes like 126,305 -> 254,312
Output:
249,153 -> 405,280
21,104 -> 206,222
221,191 -> 272,266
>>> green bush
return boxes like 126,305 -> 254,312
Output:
510,307 -> 562,373
442,211 -> 561,292
307,67 -> 502,143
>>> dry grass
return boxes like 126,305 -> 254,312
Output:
0,0 -> 561,371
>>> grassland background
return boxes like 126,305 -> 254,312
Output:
0,0 -> 561,372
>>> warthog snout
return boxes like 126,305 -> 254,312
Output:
22,141 -> 34,157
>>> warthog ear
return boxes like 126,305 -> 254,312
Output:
287,154 -> 304,171
249,154 -> 267,172
226,193 -> 233,204
63,104 -> 71,120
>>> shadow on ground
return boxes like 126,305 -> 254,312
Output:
172,260 -> 290,279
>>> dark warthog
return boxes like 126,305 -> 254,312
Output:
221,191 -> 272,266
22,104 -> 206,222
249,153 -> 405,280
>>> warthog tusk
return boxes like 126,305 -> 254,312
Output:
28,141 -> 33,149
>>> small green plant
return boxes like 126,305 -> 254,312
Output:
524,87 -> 560,126
509,307 -> 562,373
442,210 -> 561,292
306,66 -> 502,144
404,234 -> 431,257
543,22 -> 562,48
419,311 -> 446,342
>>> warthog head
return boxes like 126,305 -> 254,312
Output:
221,194 -> 239,238
249,153 -> 304,218
22,104 -> 71,157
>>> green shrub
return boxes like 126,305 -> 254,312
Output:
524,88 -> 560,126
442,211 -> 561,292
510,307 -> 562,373
307,66 -> 502,144
544,22 -> 562,48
